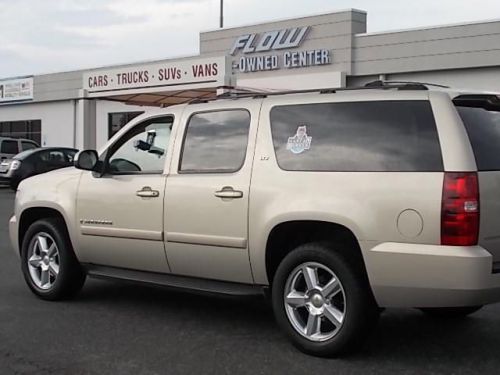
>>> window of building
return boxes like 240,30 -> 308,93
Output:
179,110 -> 251,173
270,101 -> 443,172
0,120 -> 41,145
108,112 -> 144,139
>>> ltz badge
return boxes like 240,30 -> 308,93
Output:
286,126 -> 312,154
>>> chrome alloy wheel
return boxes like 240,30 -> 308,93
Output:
284,262 -> 346,342
26,232 -> 60,290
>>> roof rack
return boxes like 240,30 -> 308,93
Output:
364,80 -> 450,90
188,80 -> 448,104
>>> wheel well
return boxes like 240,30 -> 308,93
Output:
18,207 -> 66,254
265,221 -> 367,284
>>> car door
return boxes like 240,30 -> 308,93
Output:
76,115 -> 175,273
165,101 -> 261,284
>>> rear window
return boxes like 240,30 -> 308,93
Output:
270,101 -> 443,172
1,140 -> 18,154
456,106 -> 500,171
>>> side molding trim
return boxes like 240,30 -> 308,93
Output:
166,232 -> 247,249
81,226 -> 163,241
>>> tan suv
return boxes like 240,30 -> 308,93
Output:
8,82 -> 500,357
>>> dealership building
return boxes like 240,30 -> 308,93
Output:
1,9 -> 500,150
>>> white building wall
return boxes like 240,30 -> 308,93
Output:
0,100 -> 75,147
347,67 -> 500,92
387,67 -> 500,92
95,100 -> 149,149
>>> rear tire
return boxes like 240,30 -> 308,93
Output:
272,242 -> 379,357
419,306 -> 483,318
21,217 -> 86,301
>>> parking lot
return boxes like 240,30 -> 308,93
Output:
0,188 -> 499,374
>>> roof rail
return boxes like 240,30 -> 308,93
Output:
187,81 -> 448,105
364,80 -> 449,90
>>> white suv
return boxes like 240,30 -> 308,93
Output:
8,82 -> 500,357
0,137 -> 39,160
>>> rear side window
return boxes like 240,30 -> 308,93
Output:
179,110 -> 250,173
1,140 -> 19,154
456,106 -> 500,171
21,141 -> 38,151
270,101 -> 443,172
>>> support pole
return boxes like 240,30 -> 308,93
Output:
220,0 -> 224,28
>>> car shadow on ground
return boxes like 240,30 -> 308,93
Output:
76,279 -> 500,366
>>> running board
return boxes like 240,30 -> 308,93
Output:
84,264 -> 264,297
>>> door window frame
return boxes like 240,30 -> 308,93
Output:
101,115 -> 175,176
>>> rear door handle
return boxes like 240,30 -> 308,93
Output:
215,186 -> 243,199
136,186 -> 160,198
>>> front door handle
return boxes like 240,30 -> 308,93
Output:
136,186 -> 160,198
214,186 -> 244,199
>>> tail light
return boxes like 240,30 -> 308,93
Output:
441,172 -> 479,246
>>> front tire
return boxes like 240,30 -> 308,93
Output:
21,217 -> 86,301
272,243 -> 379,357
419,306 -> 483,318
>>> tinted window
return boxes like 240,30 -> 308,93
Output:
456,106 -> 500,171
180,110 -> 250,173
1,140 -> 18,154
65,150 -> 77,163
270,101 -> 443,172
107,116 -> 173,174
40,150 -> 69,169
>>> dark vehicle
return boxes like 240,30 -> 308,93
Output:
0,147 -> 77,190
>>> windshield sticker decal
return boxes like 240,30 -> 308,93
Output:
286,125 -> 312,154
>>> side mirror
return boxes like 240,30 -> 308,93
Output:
74,150 -> 99,171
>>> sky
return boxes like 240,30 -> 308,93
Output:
1,0 -> 500,79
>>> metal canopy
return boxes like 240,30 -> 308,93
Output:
103,88 -> 218,107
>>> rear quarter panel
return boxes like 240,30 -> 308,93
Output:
249,91 -> 445,285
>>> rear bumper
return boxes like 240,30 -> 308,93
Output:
364,242 -> 500,308
9,215 -> 19,257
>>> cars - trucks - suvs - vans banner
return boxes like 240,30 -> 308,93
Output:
83,56 -> 228,93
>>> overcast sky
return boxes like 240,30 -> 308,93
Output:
1,0 -> 499,79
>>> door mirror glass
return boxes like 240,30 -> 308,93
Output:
74,150 -> 99,171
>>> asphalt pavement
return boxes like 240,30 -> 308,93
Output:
1,188 -> 500,374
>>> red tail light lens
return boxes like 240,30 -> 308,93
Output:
441,172 -> 479,246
